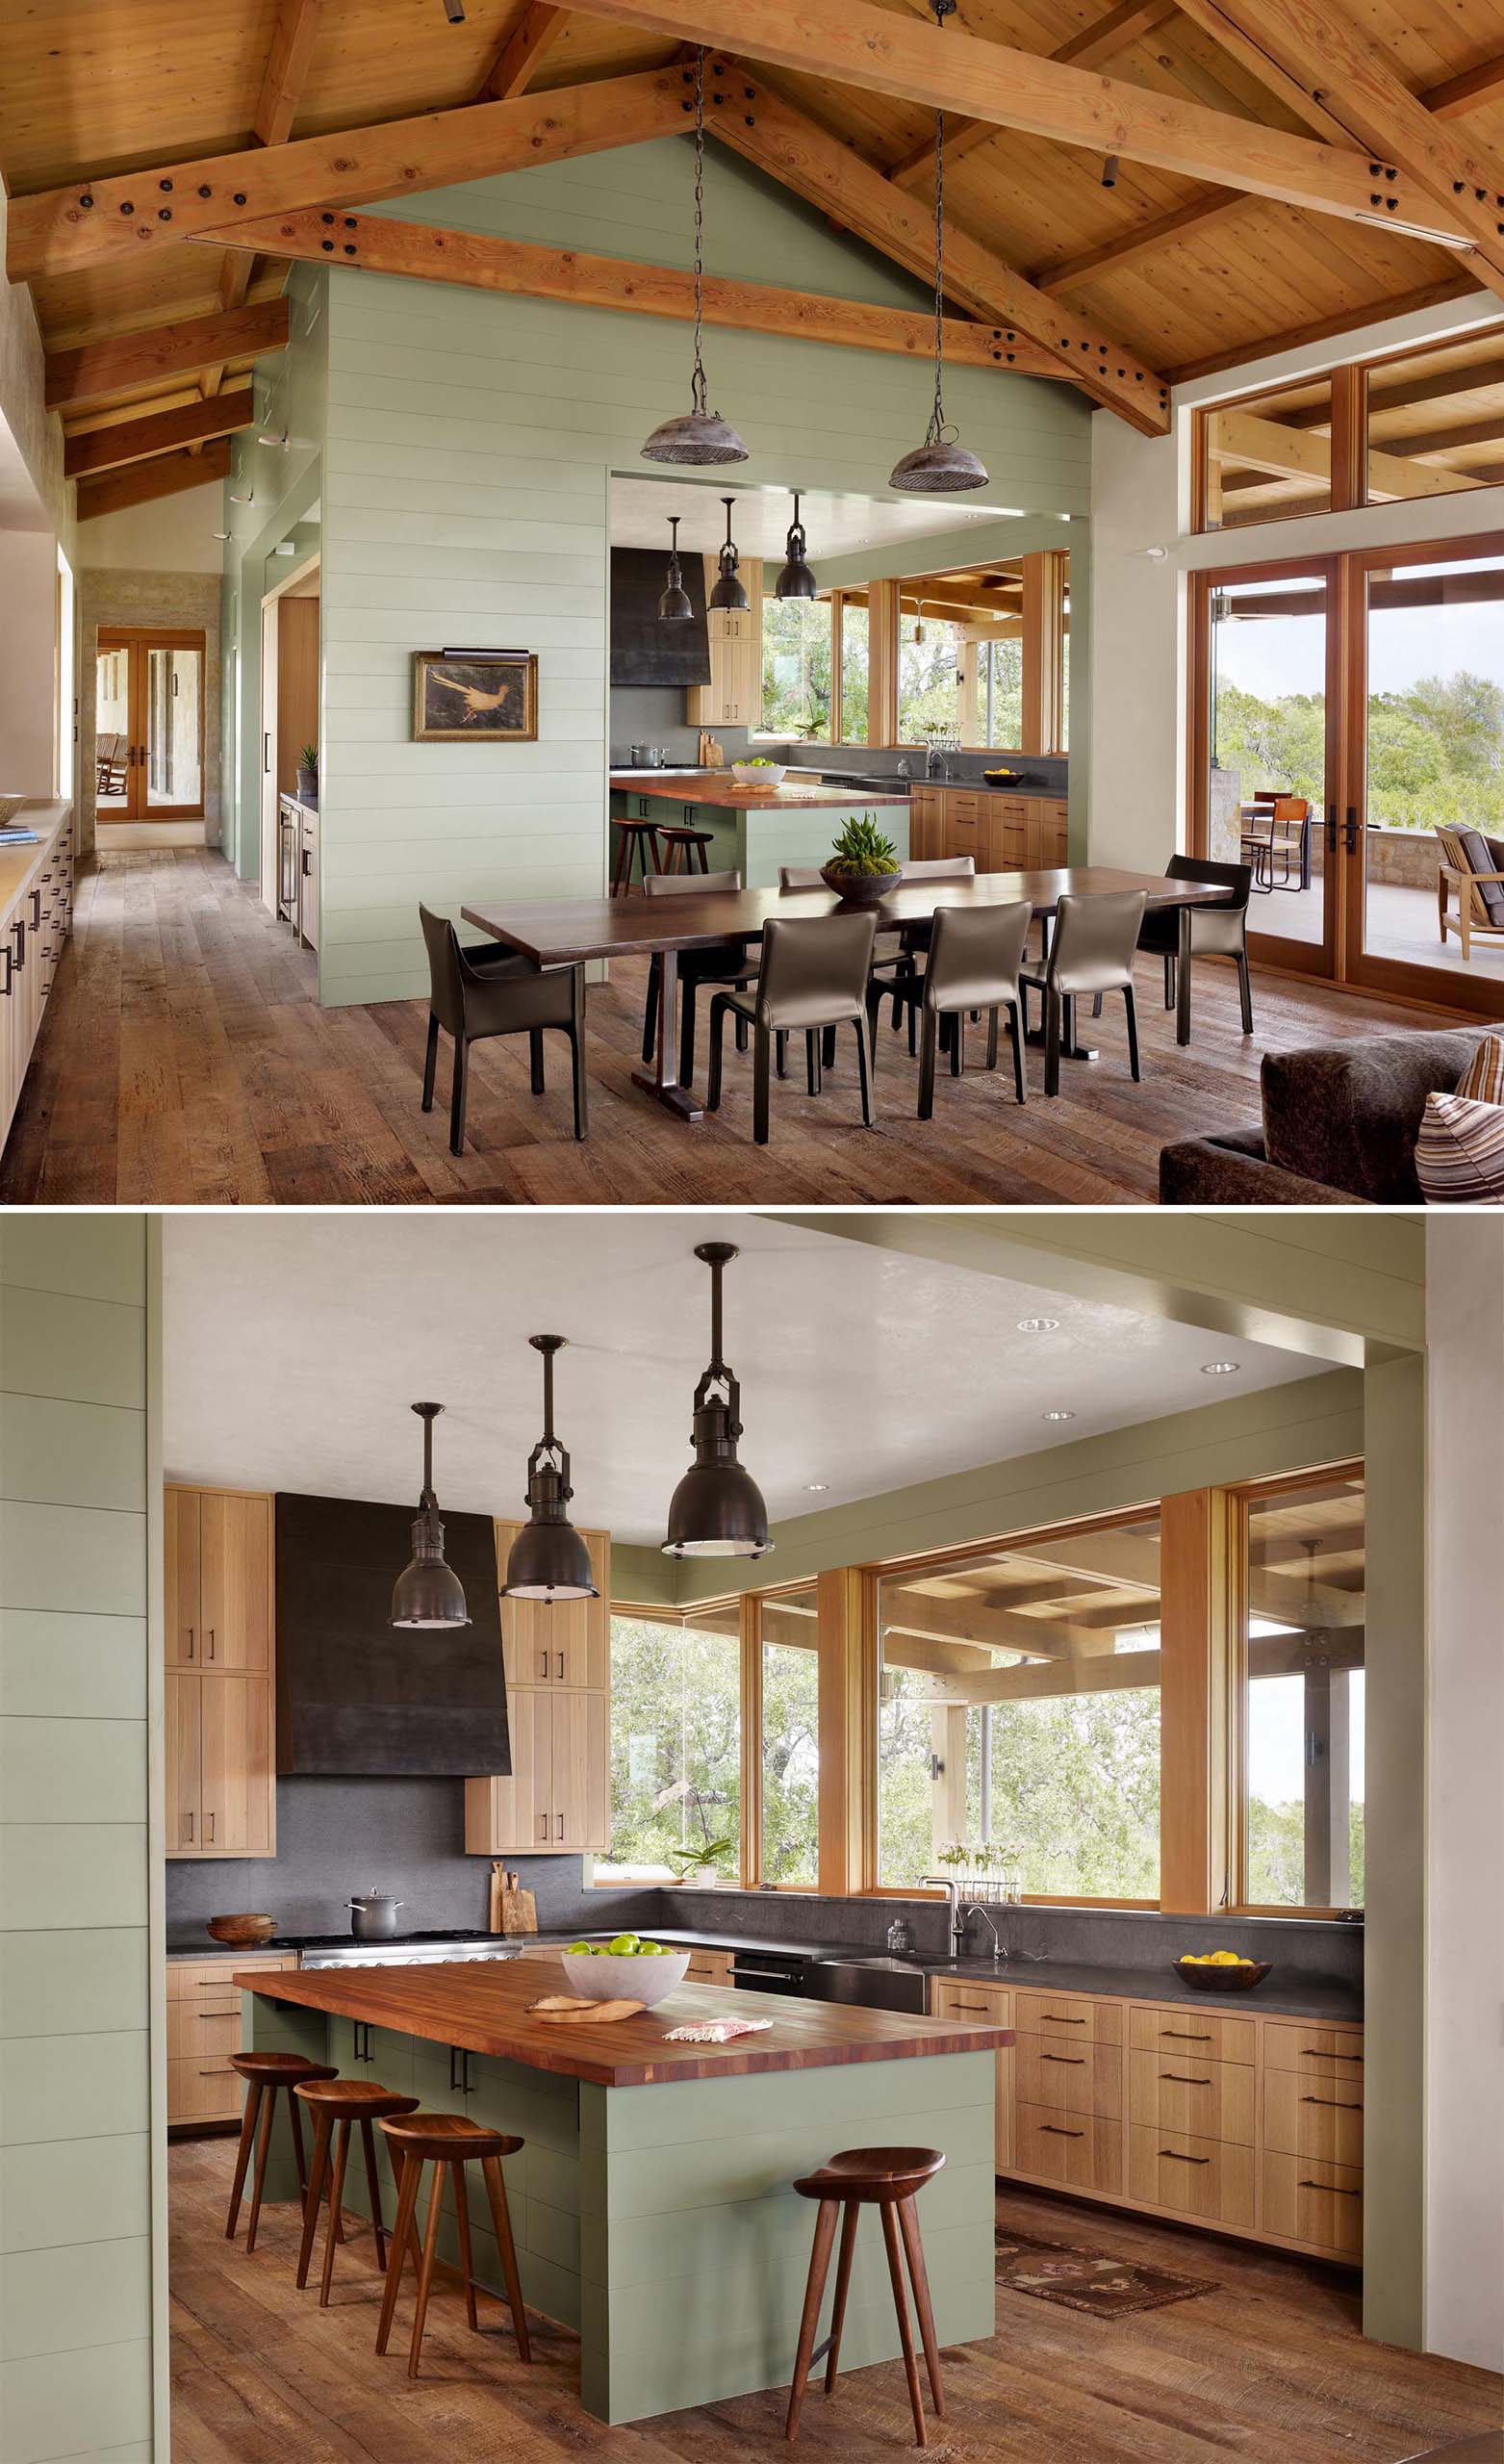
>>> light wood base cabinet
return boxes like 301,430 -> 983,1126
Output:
1014,2101 -> 1122,2195
907,786 -> 1068,871
930,1977 -> 1012,2170
166,1486 -> 276,1859
684,1946 -> 735,1987
166,1953 -> 294,2123
1016,2031 -> 1121,2120
1260,2151 -> 1364,2258
1,803 -> 74,1163
1127,2123 -> 1255,2229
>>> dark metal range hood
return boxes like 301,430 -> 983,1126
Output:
610,547 -> 711,687
274,1492 -> 510,1778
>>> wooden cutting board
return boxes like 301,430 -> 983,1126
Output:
489,1864 -> 538,1937
527,1995 -> 646,2024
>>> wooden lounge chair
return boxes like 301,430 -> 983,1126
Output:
1436,824 -> 1504,962
1240,796 -> 1311,893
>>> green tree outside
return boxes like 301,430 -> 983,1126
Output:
1214,668 -> 1504,833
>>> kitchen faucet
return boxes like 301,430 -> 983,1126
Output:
927,1874 -> 1005,1963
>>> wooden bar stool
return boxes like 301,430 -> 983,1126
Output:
612,817 -> 662,894
375,2111 -> 532,2378
224,2051 -> 339,2251
785,2145 -> 946,2450
656,824 -> 714,875
293,2078 -> 420,2304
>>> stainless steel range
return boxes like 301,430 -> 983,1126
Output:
278,1928 -> 523,1970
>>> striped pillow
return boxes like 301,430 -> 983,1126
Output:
1415,1090 -> 1504,1203
1455,1032 -> 1504,1107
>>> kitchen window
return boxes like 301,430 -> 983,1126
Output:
876,1510 -> 1162,1901
760,596 -> 831,741
599,1603 -> 742,1884
1236,1470 -> 1365,1912
835,594 -> 869,743
757,1583 -> 821,1886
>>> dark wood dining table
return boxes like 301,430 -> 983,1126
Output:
462,867 -> 1229,1121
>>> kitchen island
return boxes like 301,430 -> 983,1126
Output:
238,1956 -> 1007,2424
609,769 -> 911,889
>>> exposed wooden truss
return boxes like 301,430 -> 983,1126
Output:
75,436 -> 232,522
478,1 -> 570,100
1209,405 -> 1484,499
207,0 -> 326,380
46,299 -> 291,416
6,69 -> 688,282
64,390 -> 256,478
192,208 -> 1067,376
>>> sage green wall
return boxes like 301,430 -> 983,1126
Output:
0,1219 -> 163,2464
294,137 -> 1090,1004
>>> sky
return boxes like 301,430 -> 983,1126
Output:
1216,556 -> 1504,703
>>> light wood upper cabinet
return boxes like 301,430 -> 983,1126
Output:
495,1522 -> 609,1690
688,559 -> 763,731
166,1485 -> 276,1860
465,1689 -> 610,1856
199,1491 -> 271,1670
550,1690 -> 609,1851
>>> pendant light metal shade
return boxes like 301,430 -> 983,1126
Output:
889,6 -> 988,498
390,1402 -> 471,1629
657,516 -> 693,622
503,1337 -> 599,1603
663,1244 -> 772,1560
641,52 -> 748,469
707,496 -> 749,612
775,491 -> 817,599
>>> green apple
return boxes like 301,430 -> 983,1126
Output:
607,1934 -> 640,1956
566,1941 -> 593,1956
639,1941 -> 666,1955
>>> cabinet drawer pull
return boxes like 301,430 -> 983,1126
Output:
540,1650 -> 548,1681
952,2000 -> 989,2012
1040,2052 -> 1084,2065
206,1629 -> 216,1661
539,1815 -> 548,1840
199,2008 -> 237,2017
199,2066 -> 232,2076
1160,2030 -> 1211,2042
185,1812 -> 193,1841
207,1811 -> 216,1842
1300,2177 -> 1361,2196
1302,2094 -> 1363,2112
1040,2124 -> 1084,2139
1042,2014 -> 1086,2024
1160,2150 -> 1210,2165
1302,2049 -> 1362,2062
1161,2072 -> 1211,2086
556,1651 -> 565,1681
186,1627 -> 195,1660
555,1813 -> 564,1841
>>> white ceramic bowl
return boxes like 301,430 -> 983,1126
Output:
560,1948 -> 691,2007
731,761 -> 786,787
0,794 -> 30,829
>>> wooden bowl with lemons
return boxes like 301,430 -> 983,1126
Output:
1174,1950 -> 1271,1992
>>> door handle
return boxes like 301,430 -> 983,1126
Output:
555,1813 -> 564,1841
207,1810 -> 215,1842
264,732 -> 271,774
1344,807 -> 1360,856
206,1629 -> 215,1662
11,920 -> 24,970
540,1650 -> 548,1681
556,1652 -> 564,1681
185,1812 -> 193,1842
186,1628 -> 194,1660
1325,802 -> 1338,855
0,945 -> 11,995
29,889 -> 40,928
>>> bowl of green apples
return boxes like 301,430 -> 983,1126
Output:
560,1936 -> 691,2007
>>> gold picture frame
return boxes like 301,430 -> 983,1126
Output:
412,648 -> 539,743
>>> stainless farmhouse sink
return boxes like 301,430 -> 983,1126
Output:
812,1954 -> 928,2015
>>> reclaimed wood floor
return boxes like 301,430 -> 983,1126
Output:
168,2135 -> 1501,2462
1,848 -> 1466,1208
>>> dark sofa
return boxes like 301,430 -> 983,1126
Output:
1160,1023 -> 1504,1205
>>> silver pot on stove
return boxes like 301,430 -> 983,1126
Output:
347,1890 -> 404,1941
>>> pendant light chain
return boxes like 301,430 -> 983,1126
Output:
928,103 -> 947,448
888,0 -> 986,492
691,48 -> 708,419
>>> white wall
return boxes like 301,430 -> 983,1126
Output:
1088,284 -> 1504,872
0,529 -> 59,795
1423,1215 -> 1504,2372
80,482 -> 226,577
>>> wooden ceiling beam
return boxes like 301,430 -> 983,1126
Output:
1033,188 -> 1248,293
478,1 -> 570,99
701,74 -> 1170,431
1180,0 -> 1504,295
568,0 -> 1468,241
64,390 -> 256,477
46,296 -> 291,415
1208,405 -> 1483,498
193,206 -> 1069,375
76,436 -> 231,522
1421,50 -> 1504,123
887,2 -> 1180,189
6,69 -> 687,282
204,0 -> 325,395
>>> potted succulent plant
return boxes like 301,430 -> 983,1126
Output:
820,810 -> 904,906
296,742 -> 319,801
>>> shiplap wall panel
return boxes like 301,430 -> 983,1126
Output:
0,1221 -> 157,2464
309,137 -> 1089,1004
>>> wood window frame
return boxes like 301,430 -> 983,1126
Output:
889,550 -> 1069,757
1225,1459 -> 1366,1919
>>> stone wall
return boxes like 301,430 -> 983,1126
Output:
78,571 -> 222,853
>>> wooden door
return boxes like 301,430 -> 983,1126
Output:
198,1493 -> 270,1671
464,1691 -> 552,1852
551,1691 -> 609,1851
199,1673 -> 273,1855
95,629 -> 206,820
165,1487 -> 201,1667
166,1671 -> 201,1854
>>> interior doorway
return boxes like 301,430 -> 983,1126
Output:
95,627 -> 207,831
258,555 -> 321,917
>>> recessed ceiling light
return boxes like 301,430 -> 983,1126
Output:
1201,1360 -> 1241,1375
1016,1317 -> 1059,1334
1041,1409 -> 1075,1423
804,1481 -> 829,1493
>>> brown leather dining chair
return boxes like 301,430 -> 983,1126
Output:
705,911 -> 879,1144
1020,888 -> 1148,1096
419,905 -> 587,1155
877,899 -> 1032,1114
1135,854 -> 1254,1038
640,867 -> 756,1086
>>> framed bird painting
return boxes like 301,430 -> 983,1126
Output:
412,648 -> 539,743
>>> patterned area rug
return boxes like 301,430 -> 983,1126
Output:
996,2224 -> 1218,2318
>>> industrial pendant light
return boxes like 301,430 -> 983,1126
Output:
390,1402 -> 471,1629
503,1337 -> 599,1604
707,497 -> 749,612
775,491 -> 817,600
889,0 -> 989,495
657,516 -> 693,623
641,51 -> 748,468
663,1244 -> 772,1560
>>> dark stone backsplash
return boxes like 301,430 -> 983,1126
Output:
166,1777 -> 1361,1992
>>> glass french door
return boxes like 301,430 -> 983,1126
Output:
1194,537 -> 1504,1015
95,628 -> 205,819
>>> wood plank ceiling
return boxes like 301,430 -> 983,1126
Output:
5,0 -> 1504,507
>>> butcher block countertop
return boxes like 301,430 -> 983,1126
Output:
610,769 -> 910,811
237,1955 -> 1011,2090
